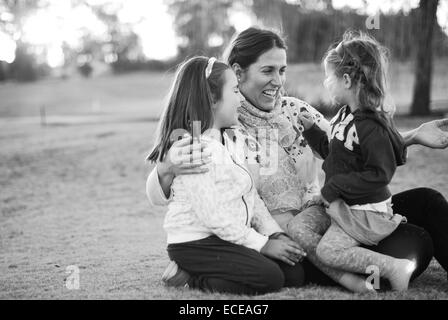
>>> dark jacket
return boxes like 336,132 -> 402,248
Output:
303,105 -> 407,205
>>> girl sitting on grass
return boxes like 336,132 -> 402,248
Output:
297,31 -> 416,291
147,56 -> 306,295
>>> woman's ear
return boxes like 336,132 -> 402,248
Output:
232,63 -> 244,82
342,73 -> 352,89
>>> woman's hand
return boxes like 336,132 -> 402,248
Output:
411,118 -> 448,149
156,136 -> 212,198
157,136 -> 212,178
297,111 -> 315,131
261,238 -> 307,266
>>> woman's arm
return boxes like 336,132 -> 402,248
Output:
401,118 -> 448,149
145,136 -> 212,207
251,192 -> 285,236
146,166 -> 173,207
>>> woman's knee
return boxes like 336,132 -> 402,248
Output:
253,260 -> 285,293
412,188 -> 446,209
375,224 -> 434,280
281,262 -> 306,288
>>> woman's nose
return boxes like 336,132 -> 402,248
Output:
271,73 -> 282,86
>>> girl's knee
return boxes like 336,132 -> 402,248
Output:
286,219 -> 315,244
316,241 -> 334,265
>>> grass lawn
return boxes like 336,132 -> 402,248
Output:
0,63 -> 447,299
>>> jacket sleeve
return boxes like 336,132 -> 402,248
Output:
286,98 -> 331,159
321,122 -> 397,203
146,167 -> 172,207
303,123 -> 330,159
251,192 -> 284,236
181,150 -> 269,252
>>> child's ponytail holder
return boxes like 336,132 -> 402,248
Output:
205,57 -> 217,79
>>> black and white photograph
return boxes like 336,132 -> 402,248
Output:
1,0 -> 448,304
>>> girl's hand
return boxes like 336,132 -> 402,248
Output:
261,238 -> 307,266
320,195 -> 330,208
297,111 -> 315,131
158,136 -> 212,179
312,194 -> 330,208
413,118 -> 448,149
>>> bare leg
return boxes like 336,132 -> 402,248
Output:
286,205 -> 371,292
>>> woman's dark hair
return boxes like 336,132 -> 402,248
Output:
323,30 -> 391,114
223,27 -> 287,69
147,56 -> 229,163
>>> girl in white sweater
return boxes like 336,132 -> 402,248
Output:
147,56 -> 306,294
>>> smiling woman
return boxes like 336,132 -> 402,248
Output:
226,30 -> 288,112
235,48 -> 287,112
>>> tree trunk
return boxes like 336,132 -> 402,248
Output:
410,0 -> 439,116
252,0 -> 283,30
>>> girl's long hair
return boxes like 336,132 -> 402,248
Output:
323,30 -> 392,115
147,56 -> 229,163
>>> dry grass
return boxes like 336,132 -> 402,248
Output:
0,64 -> 447,300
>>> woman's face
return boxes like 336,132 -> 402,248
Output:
238,47 -> 287,112
214,69 -> 245,128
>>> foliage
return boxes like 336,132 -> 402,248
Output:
251,1 -> 448,63
166,0 -> 236,58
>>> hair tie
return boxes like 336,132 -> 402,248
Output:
205,57 -> 216,79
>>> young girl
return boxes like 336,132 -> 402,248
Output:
298,31 -> 416,291
146,56 -> 306,294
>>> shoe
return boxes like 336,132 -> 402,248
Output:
161,261 -> 191,288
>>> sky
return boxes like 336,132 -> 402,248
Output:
0,0 -> 447,66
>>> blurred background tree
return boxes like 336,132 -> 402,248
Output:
411,0 -> 440,116
166,0 -> 236,58
0,0 -> 447,115
1,0 -> 48,81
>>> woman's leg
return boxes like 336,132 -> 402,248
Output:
285,205 -> 368,291
167,236 -> 305,295
363,223 -> 434,281
391,188 -> 448,273
317,223 -> 415,291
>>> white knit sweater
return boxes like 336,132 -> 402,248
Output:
147,127 -> 283,252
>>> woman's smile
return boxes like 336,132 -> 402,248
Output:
239,47 -> 287,111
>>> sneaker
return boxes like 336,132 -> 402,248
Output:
161,261 -> 191,288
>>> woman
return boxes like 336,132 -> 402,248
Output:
147,27 -> 448,290
148,56 -> 307,295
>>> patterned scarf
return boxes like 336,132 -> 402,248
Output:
238,98 -> 297,147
